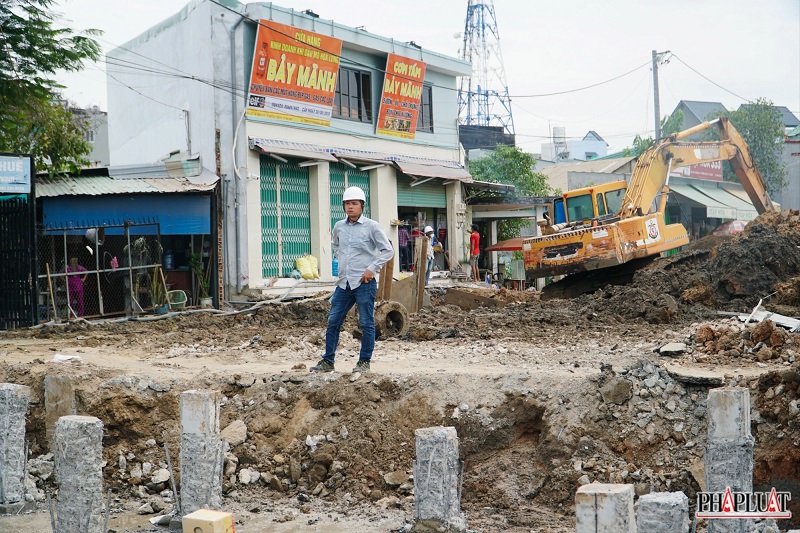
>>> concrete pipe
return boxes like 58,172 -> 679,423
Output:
374,300 -> 409,338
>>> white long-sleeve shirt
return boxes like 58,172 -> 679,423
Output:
332,215 -> 394,290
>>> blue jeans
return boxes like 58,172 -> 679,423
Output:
425,257 -> 433,285
323,280 -> 377,363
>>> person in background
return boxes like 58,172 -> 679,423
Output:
469,224 -> 481,282
398,224 -> 411,271
311,186 -> 393,374
424,226 -> 437,286
64,257 -> 88,317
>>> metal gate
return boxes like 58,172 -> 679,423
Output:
396,174 -> 446,208
260,155 -> 312,277
329,163 -> 371,230
0,155 -> 37,330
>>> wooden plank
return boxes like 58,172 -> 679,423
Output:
443,288 -> 505,311
391,275 -> 418,314
414,237 -> 428,313
377,255 -> 395,301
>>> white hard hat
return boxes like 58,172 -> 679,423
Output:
424,226 -> 434,234
342,186 -> 366,203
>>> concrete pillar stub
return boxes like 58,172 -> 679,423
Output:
54,415 -> 104,533
45,375 -> 76,451
636,491 -> 689,533
575,483 -> 636,533
707,387 -> 751,441
413,426 -> 466,532
705,387 -> 755,533
0,383 -> 31,505
180,390 -> 223,515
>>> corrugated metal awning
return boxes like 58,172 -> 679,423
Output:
467,179 -> 515,193
250,139 -> 337,162
36,174 -> 218,198
394,161 -> 472,182
669,184 -> 737,220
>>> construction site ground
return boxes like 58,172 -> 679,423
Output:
1,210 -> 800,532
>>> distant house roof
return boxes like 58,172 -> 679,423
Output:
583,131 -> 607,144
36,156 -> 218,197
676,100 -> 728,122
538,157 -> 635,191
737,104 -> 800,128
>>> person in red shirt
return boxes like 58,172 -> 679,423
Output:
469,224 -> 480,282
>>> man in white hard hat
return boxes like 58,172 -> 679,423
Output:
424,226 -> 436,286
311,186 -> 393,373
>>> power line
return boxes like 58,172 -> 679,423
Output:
509,61 -> 651,99
671,54 -> 750,102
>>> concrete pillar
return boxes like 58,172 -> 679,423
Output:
0,384 -> 30,507
180,390 -> 223,515
489,220 -> 499,278
309,162 -> 332,278
244,146 -> 262,290
54,415 -> 104,533
575,483 -> 636,533
413,426 -> 466,532
370,165 -> 399,278
636,491 -> 689,533
45,375 -> 76,451
704,387 -> 754,533
445,181 -> 465,264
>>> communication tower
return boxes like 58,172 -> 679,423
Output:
457,0 -> 515,135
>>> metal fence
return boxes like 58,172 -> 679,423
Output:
37,221 -> 164,321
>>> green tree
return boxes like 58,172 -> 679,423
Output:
0,0 -> 101,173
0,100 -> 92,175
468,144 -> 554,240
624,111 -> 686,157
703,99 -> 786,193
661,109 -> 684,136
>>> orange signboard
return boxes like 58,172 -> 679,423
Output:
247,20 -> 343,126
376,53 -> 427,139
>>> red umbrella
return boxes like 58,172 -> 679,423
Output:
484,237 -> 525,252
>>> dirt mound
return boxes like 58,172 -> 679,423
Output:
582,210 -> 800,323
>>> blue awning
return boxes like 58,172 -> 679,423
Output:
42,194 -> 211,235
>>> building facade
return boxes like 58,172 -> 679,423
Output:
108,0 -> 472,297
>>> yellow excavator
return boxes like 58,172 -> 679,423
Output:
524,116 -> 776,297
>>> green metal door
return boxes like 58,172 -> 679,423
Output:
396,175 -> 446,208
330,163 -> 370,230
260,155 -> 311,277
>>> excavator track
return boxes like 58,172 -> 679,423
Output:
540,256 -> 657,300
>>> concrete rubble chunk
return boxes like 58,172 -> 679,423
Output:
636,491 -> 689,533
659,342 -> 687,356
575,483 -> 635,533
221,419 -> 248,447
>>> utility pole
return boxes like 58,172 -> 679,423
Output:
652,50 -> 670,140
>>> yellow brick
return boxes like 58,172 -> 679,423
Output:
182,509 -> 235,533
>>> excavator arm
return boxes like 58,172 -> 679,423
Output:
619,116 -> 776,219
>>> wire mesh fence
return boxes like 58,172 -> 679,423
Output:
36,222 -> 166,321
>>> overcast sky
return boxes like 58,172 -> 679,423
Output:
55,0 -> 800,153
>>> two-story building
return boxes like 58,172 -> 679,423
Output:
107,0 -> 472,298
